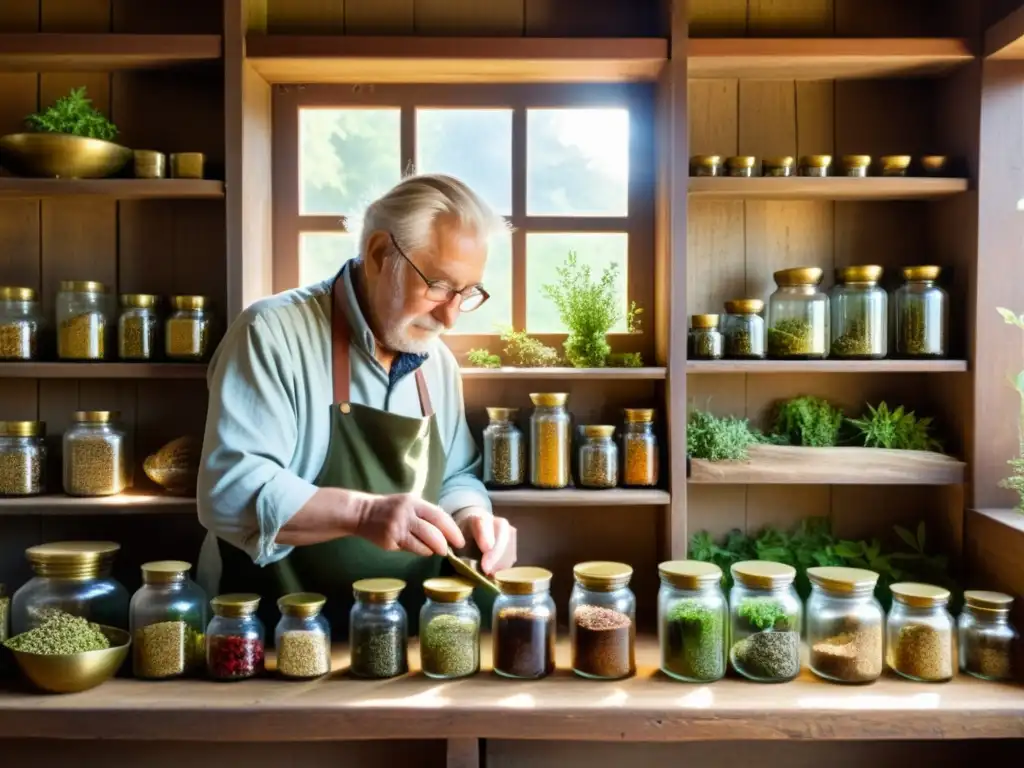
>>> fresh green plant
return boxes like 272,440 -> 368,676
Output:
607,351 -> 644,368
687,408 -> 764,461
737,598 -> 792,632
997,307 -> 1024,510
847,401 -> 942,452
467,348 -> 501,368
772,395 -> 845,447
25,87 -> 118,141
499,327 -> 560,367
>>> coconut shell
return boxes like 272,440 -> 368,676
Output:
144,436 -> 201,495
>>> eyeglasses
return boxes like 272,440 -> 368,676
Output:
389,233 -> 490,313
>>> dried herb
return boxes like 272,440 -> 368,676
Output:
467,348 -> 501,368
208,635 -> 264,680
767,318 -> 815,357
830,318 -> 875,357
119,314 -> 157,360
277,630 -> 330,678
686,408 -> 764,461
59,312 -> 105,360
899,302 -> 931,355
737,598 -> 794,632
962,627 -> 1014,680
662,600 -> 725,681
811,621 -> 883,683
572,605 -> 634,679
420,614 -> 478,678
0,320 -> 36,360
726,329 -> 753,357
65,435 -> 126,496
500,327 -> 560,367
0,443 -> 43,496
494,607 -> 555,679
26,87 -> 118,141
485,429 -> 524,488
891,624 -> 952,681
847,402 -> 942,451
730,631 -> 800,681
689,330 -> 721,359
772,395 -> 844,447
5,610 -> 110,655
133,620 -> 204,679
350,624 -> 406,679
608,352 -> 644,368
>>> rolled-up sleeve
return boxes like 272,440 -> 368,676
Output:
438,365 -> 492,516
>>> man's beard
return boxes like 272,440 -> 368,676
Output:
380,266 -> 445,354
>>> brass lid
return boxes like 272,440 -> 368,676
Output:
841,154 -> 872,168
964,590 -> 1013,612
836,264 -> 884,284
807,566 -> 879,593
691,154 -> 722,167
486,407 -> 518,422
212,593 -> 261,618
920,155 -> 948,170
690,313 -> 719,329
624,408 -> 655,423
800,154 -> 832,168
890,582 -> 950,608
530,392 -> 568,408
583,424 -> 615,439
0,286 -> 36,301
72,410 -> 118,423
278,592 -> 327,618
171,295 -> 207,310
141,560 -> 192,584
134,149 -> 165,162
423,576 -> 475,602
59,280 -> 107,294
573,561 -> 633,591
726,156 -> 756,168
0,420 -> 44,437
495,566 -> 553,595
120,293 -> 158,308
724,299 -> 764,315
880,155 -> 912,169
658,560 -> 722,590
773,266 -> 823,287
27,541 -> 119,578
902,265 -> 942,282
731,560 -> 796,589
763,156 -> 795,168
353,577 -> 405,603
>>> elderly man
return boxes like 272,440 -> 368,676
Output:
197,174 -> 516,630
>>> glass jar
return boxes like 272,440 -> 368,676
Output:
622,408 -> 658,487
63,410 -> 128,497
483,407 -> 525,488
799,154 -> 832,177
920,156 -> 949,177
726,156 -> 756,177
578,425 -> 618,489
0,584 -> 8,645
420,577 -> 480,679
166,295 -> 211,361
349,578 -> 408,679
839,155 -> 871,177
894,266 -> 948,358
762,156 -> 794,177
56,280 -> 111,361
806,566 -> 884,684
690,154 -> 722,177
11,541 -> 128,634
768,267 -> 829,359
529,392 -> 570,489
207,593 -> 265,681
0,420 -> 45,496
729,561 -> 802,683
688,314 -> 723,360
958,590 -> 1017,682
658,561 -> 727,682
276,592 -> 331,679
886,582 -> 954,682
0,286 -> 41,361
130,560 -> 208,679
723,299 -> 766,359
570,561 -> 636,680
118,294 -> 159,361
492,567 -> 556,679
880,155 -> 911,177
830,265 -> 888,360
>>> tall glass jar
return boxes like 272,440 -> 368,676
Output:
578,425 -> 618,489
493,567 -> 556,679
63,410 -> 128,497
886,582 -> 954,682
207,593 -> 265,681
349,578 -> 408,679
130,560 -> 208,680
11,541 -> 128,634
118,293 -> 159,361
806,566 -> 884,684
57,280 -> 111,361
166,295 -> 211,361
276,592 -> 331,679
894,266 -> 948,358
0,420 -> 45,497
688,314 -> 723,360
658,560 -> 727,682
0,286 -> 41,361
723,299 -> 766,359
958,590 -> 1017,682
729,561 -> 802,683
529,392 -> 570,489
830,265 -> 888,359
570,561 -> 636,680
420,577 -> 480,679
767,267 -> 829,359
483,407 -> 525,488
622,408 -> 658,487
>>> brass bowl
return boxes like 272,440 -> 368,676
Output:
9,625 -> 130,694
0,133 -> 132,179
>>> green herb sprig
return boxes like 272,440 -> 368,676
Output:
737,598 -> 792,632
608,352 -> 644,368
467,348 -> 501,368
499,327 -> 560,367
687,408 -> 766,461
772,395 -> 844,447
26,87 -> 118,141
847,401 -> 942,451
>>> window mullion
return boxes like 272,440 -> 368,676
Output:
511,106 -> 527,331
401,105 -> 416,178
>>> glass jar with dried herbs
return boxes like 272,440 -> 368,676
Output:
767,267 -> 829,359
690,155 -> 722,177
570,561 -> 636,680
349,578 -> 408,679
880,155 -> 912,176
762,156 -> 794,177
493,567 -> 556,679
130,561 -> 208,680
894,266 -> 948,358
839,155 -> 871,177
799,155 -> 832,177
830,265 -> 888,360
658,560 -> 727,683
207,593 -> 265,681
578,425 -> 618,489
689,314 -> 723,360
420,577 -> 480,679
886,582 -> 954,682
729,561 -> 802,683
166,295 -> 211,361
529,393 -> 571,489
63,411 -> 128,497
0,584 -> 8,646
806,567 -> 884,684
723,299 -> 766,359
726,156 -> 756,177
0,286 -> 41,361
0,420 -> 45,497
276,592 -> 331,679
958,590 -> 1017,682
117,293 -> 159,361
622,408 -> 658,487
57,280 -> 111,361
483,407 -> 525,488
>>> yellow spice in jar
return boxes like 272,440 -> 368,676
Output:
0,320 -> 36,360
624,437 -> 657,486
59,312 -> 105,360
166,318 -> 208,359
532,421 -> 568,488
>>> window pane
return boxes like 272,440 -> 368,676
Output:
300,233 -> 359,286
526,108 -> 629,217
451,232 -> 512,334
417,109 -> 512,216
300,108 -> 401,215
526,233 -> 628,333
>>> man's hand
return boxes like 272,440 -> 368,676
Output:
454,507 -> 517,575
356,493 -> 465,556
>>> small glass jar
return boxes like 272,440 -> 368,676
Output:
493,567 -> 556,679
529,392 -> 570,489
0,420 -> 45,496
0,584 -> 9,645
658,561 -> 727,683
895,266 -> 948,358
880,155 -> 911,177
830,265 -> 888,359
806,567 -> 884,684
768,267 -> 829,359
723,299 -> 766,359
839,155 -> 872,177
207,593 -> 265,681
762,156 -> 794,177
56,280 -> 111,361
63,410 -> 128,497
165,295 -> 211,361
690,154 -> 722,177
726,156 -> 756,177
483,407 -> 525,488
689,314 -> 723,360
276,592 -> 331,679
570,561 -> 636,680
729,561 -> 802,683
886,582 -> 954,682
578,425 -> 618,489
920,156 -> 949,177
130,560 -> 208,680
11,541 -> 128,634
420,577 -> 480,680
799,154 -> 832,177
958,590 -> 1017,682
0,286 -> 41,361
349,578 -> 408,679
622,408 -> 658,487
118,294 -> 159,361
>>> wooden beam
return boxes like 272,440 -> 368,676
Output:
0,34 -> 221,70
985,3 -> 1024,59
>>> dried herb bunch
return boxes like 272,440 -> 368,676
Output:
467,348 -> 501,368
847,402 -> 942,452
26,87 -> 118,141
997,307 -> 1024,511
830,318 -> 875,357
767,318 -> 814,356
499,328 -> 560,367
608,352 -> 643,368
686,408 -> 765,461
772,395 -> 844,447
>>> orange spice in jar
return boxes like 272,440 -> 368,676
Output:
622,408 -> 658,487
528,393 -> 570,489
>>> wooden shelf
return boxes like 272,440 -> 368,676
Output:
0,363 -> 207,379
489,488 -> 670,506
0,179 -> 224,200
688,177 -> 968,201
0,494 -> 194,515
970,507 -> 1024,535
246,35 -> 668,83
689,445 -> 965,485
689,38 -> 972,79
986,5 -> 1024,59
687,360 -> 968,374
0,34 -> 222,71
460,366 -> 666,380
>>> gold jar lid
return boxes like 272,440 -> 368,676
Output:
880,155 -> 912,170
72,410 -> 118,423
624,408 -> 655,423
583,424 -> 615,439
690,313 -> 719,329
773,266 -> 823,287
841,154 -> 872,169
800,154 -> 833,168
171,295 -> 207,310
486,407 -> 518,422
278,592 -> 327,617
902,265 -> 941,282
731,560 -> 796,589
726,155 -> 756,168
530,392 -> 568,408
920,155 -> 948,171
691,154 -> 722,167
573,561 -> 633,591
212,593 -> 261,617
423,576 -> 475,602
495,566 -> 553,595
763,156 -> 795,168
658,560 -> 722,590
353,578 -> 405,603
724,298 -> 764,315
0,420 -> 44,437
836,264 -> 884,284
964,590 -> 1013,612
141,560 -> 192,584
807,566 -> 879,593
890,582 -> 950,608
120,293 -> 158,308
26,541 -> 120,578
0,286 -> 37,301
59,280 -> 108,294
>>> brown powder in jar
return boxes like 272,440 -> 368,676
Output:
493,606 -> 555,679
811,624 -> 883,683
572,605 -> 634,679
892,624 -> 952,681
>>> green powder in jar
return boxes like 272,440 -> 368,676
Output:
662,600 -> 724,681
767,318 -> 815,357
4,610 -> 110,655
420,614 -> 478,677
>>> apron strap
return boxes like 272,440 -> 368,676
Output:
415,369 -> 434,417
